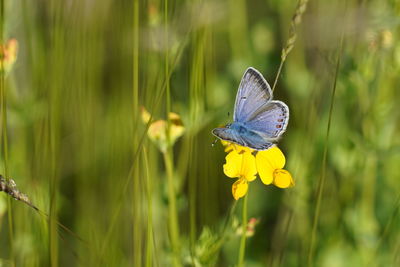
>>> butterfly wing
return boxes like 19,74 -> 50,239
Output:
233,67 -> 273,123
212,127 -> 274,151
214,67 -> 288,150
245,100 -> 289,141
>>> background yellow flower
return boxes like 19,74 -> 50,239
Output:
141,106 -> 185,152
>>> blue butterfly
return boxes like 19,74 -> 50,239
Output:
212,67 -> 289,150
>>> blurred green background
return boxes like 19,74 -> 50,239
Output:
0,0 -> 400,266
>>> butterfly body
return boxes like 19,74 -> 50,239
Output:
212,67 -> 289,151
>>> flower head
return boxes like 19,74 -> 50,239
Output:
221,142 -> 294,199
235,217 -> 260,237
0,39 -> 18,72
141,106 -> 185,152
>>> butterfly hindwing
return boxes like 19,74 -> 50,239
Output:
245,100 -> 289,141
233,67 -> 273,123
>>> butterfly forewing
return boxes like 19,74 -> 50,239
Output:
233,67 -> 273,123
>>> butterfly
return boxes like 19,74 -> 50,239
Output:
212,67 -> 289,150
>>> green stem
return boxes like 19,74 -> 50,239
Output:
307,33 -> 344,267
133,0 -> 139,113
143,148 -> 153,267
1,64 -> 15,267
163,150 -> 181,267
132,0 -> 141,265
164,0 -> 171,136
163,1 -> 180,264
0,1 -> 15,265
188,138 -> 196,261
238,193 -> 248,267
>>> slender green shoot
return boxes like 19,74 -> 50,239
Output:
163,150 -> 181,267
307,33 -> 345,267
143,147 -> 154,267
133,0 -> 141,265
238,193 -> 248,267
0,0 -> 15,265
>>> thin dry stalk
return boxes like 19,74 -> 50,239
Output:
0,175 -> 38,210
272,0 -> 309,92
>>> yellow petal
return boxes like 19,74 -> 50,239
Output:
241,151 -> 257,181
233,144 -> 253,154
273,169 -> 294,188
168,112 -> 184,126
223,151 -> 242,178
141,106 -> 152,124
256,146 -> 286,185
219,139 -> 256,154
145,110 -> 185,152
223,150 -> 257,181
169,124 -> 185,144
224,145 -> 235,153
7,39 -> 18,56
0,39 -> 18,71
148,120 -> 167,141
257,146 -> 286,169
232,178 -> 248,200
221,140 -> 231,147
220,140 -> 234,153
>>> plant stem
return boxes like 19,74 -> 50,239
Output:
272,60 -> 284,92
163,150 -> 181,267
272,0 -> 309,92
163,0 -> 181,264
143,148 -> 153,267
132,0 -> 142,265
0,1 -> 15,265
238,193 -> 248,267
307,33 -> 344,267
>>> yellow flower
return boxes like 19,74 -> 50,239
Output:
221,143 -> 294,199
140,106 -> 185,152
223,150 -> 257,200
255,146 -> 294,188
0,39 -> 18,72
